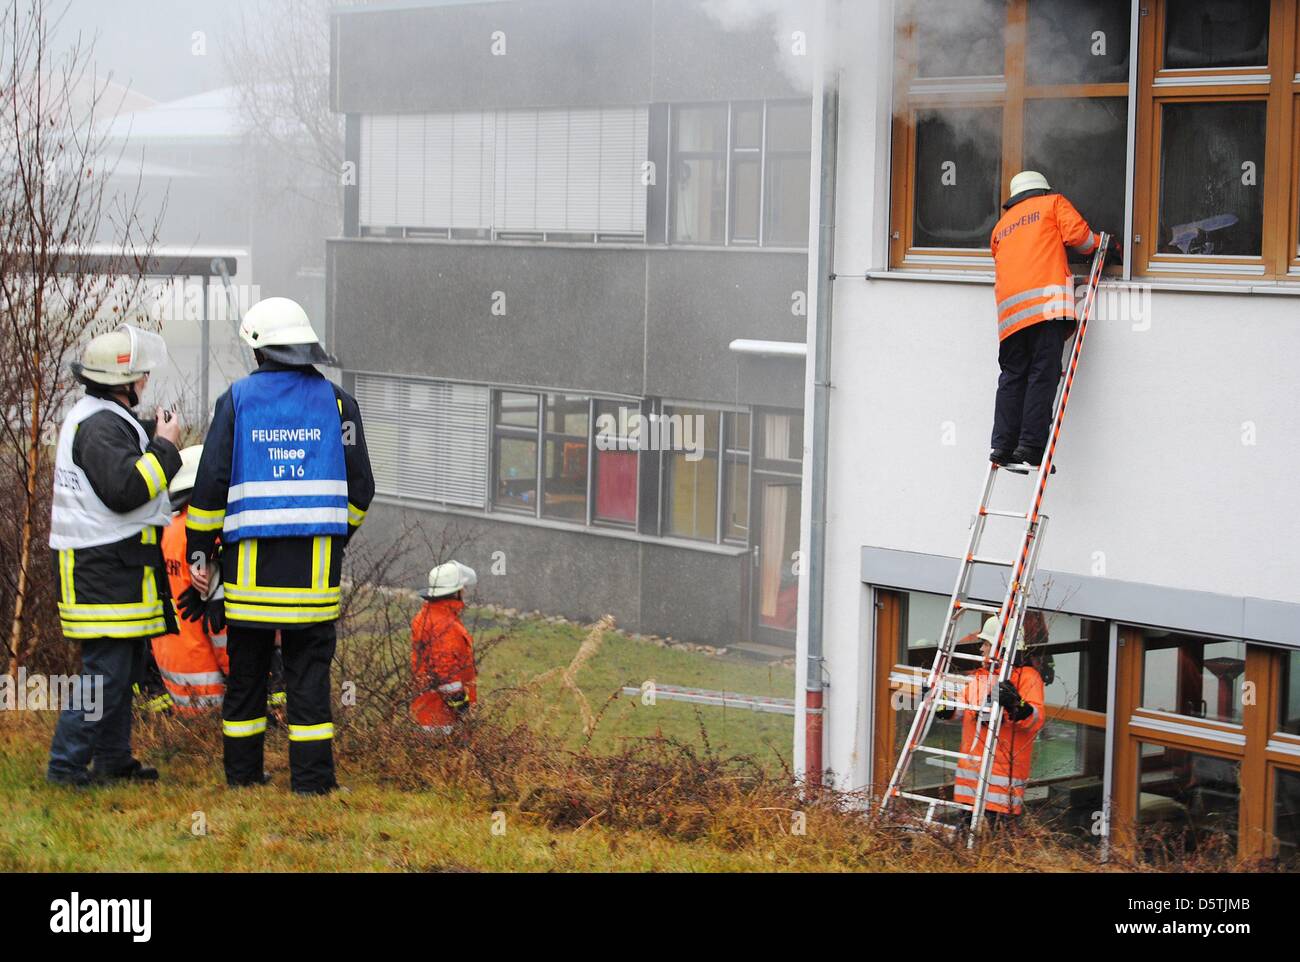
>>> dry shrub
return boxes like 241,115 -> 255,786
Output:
122,519 -> 1273,873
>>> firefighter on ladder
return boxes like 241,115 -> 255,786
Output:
47,324 -> 183,786
411,562 -> 478,734
937,616 -> 1045,830
154,444 -> 229,713
989,171 -> 1120,469
186,297 -> 374,794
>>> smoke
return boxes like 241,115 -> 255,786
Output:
701,0 -> 823,92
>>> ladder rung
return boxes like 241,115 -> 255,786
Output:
948,650 -> 984,662
914,745 -> 981,762
981,508 -> 1028,519
969,554 -> 1014,567
934,699 -> 986,713
955,601 -> 1001,614
896,791 -> 974,811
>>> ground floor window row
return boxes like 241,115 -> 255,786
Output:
873,587 -> 1300,864
356,366 -> 800,538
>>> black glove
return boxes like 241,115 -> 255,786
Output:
204,597 -> 226,636
998,681 -> 1033,722
443,689 -> 470,716
176,586 -> 205,622
1106,235 -> 1123,266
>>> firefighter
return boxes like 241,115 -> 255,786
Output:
47,324 -> 183,786
938,616 -> 1045,829
411,561 -> 477,733
186,297 -> 374,794
989,171 -> 1120,468
153,444 -> 229,713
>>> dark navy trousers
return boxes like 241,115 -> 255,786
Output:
992,319 -> 1071,453
48,638 -> 144,780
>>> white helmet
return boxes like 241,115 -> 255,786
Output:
977,615 -> 1025,651
239,297 -> 320,349
1008,170 -> 1051,198
171,445 -> 204,496
421,561 -> 477,600
73,324 -> 168,386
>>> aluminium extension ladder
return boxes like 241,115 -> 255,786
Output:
879,233 -> 1112,847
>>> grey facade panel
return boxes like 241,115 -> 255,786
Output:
649,0 -> 812,103
859,545 -> 1300,649
639,540 -> 748,644
644,249 -> 808,406
330,240 -> 647,397
357,501 -> 749,644
334,0 -> 653,113
331,240 -> 807,409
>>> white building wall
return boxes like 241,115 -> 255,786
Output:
797,0 -> 1300,794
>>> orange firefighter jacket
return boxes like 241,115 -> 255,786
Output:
953,664 -> 1045,815
990,193 -> 1102,342
152,509 -> 228,713
411,597 -> 476,731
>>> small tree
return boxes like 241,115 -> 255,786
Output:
0,0 -> 160,672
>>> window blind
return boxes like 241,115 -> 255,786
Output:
360,106 -> 647,235
354,373 -> 490,508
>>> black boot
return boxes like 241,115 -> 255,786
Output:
1010,446 -> 1043,467
94,758 -> 159,783
990,448 -> 1014,465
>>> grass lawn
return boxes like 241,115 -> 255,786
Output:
467,608 -> 796,765
0,609 -> 817,872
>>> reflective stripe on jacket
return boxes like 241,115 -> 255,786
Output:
990,193 -> 1101,342
151,510 -> 227,713
953,665 -> 1046,815
411,598 -> 476,729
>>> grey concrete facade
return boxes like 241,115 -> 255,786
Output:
329,0 -> 810,647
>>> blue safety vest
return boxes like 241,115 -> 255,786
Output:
224,370 -> 348,542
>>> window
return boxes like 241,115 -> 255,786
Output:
1276,769 -> 1300,867
912,107 -> 1004,249
1280,650 -> 1300,736
541,394 -> 589,522
662,406 -> 721,540
1158,102 -> 1266,257
671,101 -> 811,248
592,400 -> 639,526
1137,0 -> 1300,276
1164,0 -> 1270,69
359,107 -> 648,241
658,404 -> 752,543
491,391 -> 645,529
492,392 -> 539,512
892,0 -> 1130,268
722,411 -> 751,543
353,374 -> 490,508
878,590 -> 1110,840
1140,631 -> 1246,724
764,102 -> 813,246
1137,743 -> 1241,861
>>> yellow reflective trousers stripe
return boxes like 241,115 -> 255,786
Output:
223,717 -> 268,738
288,722 -> 334,742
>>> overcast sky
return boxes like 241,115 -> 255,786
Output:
55,0 -> 273,103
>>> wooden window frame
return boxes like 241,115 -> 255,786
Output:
871,588 -> 1109,807
890,0 -> 1129,271
1135,0 -> 1300,278
892,1 -> 1300,281
1111,626 -> 1300,864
